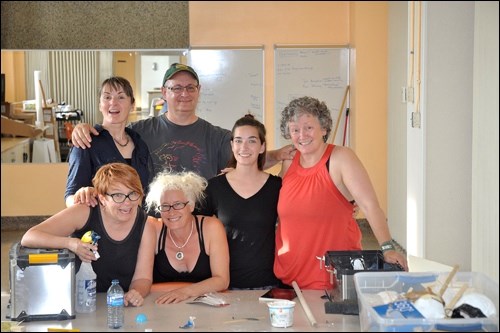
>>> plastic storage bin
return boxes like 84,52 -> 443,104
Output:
354,271 -> 499,332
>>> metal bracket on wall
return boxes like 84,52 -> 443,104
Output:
411,112 -> 421,128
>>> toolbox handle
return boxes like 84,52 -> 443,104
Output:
28,253 -> 59,264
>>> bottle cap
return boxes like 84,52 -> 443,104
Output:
136,313 -> 148,324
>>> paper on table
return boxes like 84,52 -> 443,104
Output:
186,293 -> 229,307
408,255 -> 453,272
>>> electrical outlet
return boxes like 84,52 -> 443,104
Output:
411,112 -> 421,128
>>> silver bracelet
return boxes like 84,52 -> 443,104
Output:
380,240 -> 396,253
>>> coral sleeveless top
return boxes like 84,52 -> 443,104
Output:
274,144 -> 361,289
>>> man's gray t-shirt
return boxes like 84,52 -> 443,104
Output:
130,115 -> 232,180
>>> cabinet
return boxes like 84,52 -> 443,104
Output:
1,138 -> 30,163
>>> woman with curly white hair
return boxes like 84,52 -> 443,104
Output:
145,170 -> 229,304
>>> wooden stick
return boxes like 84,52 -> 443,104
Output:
329,85 -> 350,144
291,281 -> 317,327
342,108 -> 350,146
439,264 -> 459,297
38,80 -> 47,108
445,284 -> 468,317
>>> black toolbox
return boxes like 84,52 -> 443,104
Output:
324,250 -> 403,315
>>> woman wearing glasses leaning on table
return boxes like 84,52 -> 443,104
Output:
145,170 -> 230,304
21,163 -> 156,307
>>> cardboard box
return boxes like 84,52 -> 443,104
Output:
1,116 -> 42,138
8,242 -> 75,322
354,271 -> 499,332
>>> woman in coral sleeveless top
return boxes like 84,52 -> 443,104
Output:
274,96 -> 408,290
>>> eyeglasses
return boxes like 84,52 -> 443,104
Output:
106,191 -> 140,203
165,85 -> 199,94
157,201 -> 189,212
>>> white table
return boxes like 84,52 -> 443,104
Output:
2,290 -> 361,332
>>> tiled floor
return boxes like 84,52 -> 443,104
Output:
1,222 -> 379,295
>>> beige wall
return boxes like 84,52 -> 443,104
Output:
2,2 -> 388,217
1,164 -> 68,216
190,1 -> 388,216
0,51 -> 26,102
350,2 -> 388,217
189,1 -> 349,149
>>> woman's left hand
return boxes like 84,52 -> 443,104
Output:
155,288 -> 191,304
125,289 -> 144,307
383,250 -> 409,271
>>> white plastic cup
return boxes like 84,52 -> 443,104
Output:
267,300 -> 296,328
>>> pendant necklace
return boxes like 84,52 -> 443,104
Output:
113,134 -> 129,147
168,219 -> 194,260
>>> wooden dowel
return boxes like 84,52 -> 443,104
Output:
38,80 -> 47,108
291,281 -> 317,327
330,85 -> 349,144
439,264 -> 459,297
445,284 -> 468,317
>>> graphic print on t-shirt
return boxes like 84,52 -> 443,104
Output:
151,140 -> 206,174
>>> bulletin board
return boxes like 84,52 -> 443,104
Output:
274,46 -> 349,147
187,48 -> 264,131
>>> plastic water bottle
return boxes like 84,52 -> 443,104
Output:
107,279 -> 124,329
75,261 -> 97,313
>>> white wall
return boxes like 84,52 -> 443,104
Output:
424,1 -> 474,270
471,1 -> 499,282
388,2 -> 499,282
140,55 -> 176,111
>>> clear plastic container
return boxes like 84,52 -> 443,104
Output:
75,262 -> 97,313
354,271 -> 499,332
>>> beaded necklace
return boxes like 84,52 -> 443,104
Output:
113,134 -> 129,147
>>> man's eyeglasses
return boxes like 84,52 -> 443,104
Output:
106,191 -> 140,203
165,85 -> 199,94
157,201 -> 189,212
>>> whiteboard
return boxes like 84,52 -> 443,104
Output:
188,49 -> 264,131
274,47 -> 349,147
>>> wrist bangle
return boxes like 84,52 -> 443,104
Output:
381,240 -> 396,253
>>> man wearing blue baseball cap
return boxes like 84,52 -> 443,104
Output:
71,63 -> 294,190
